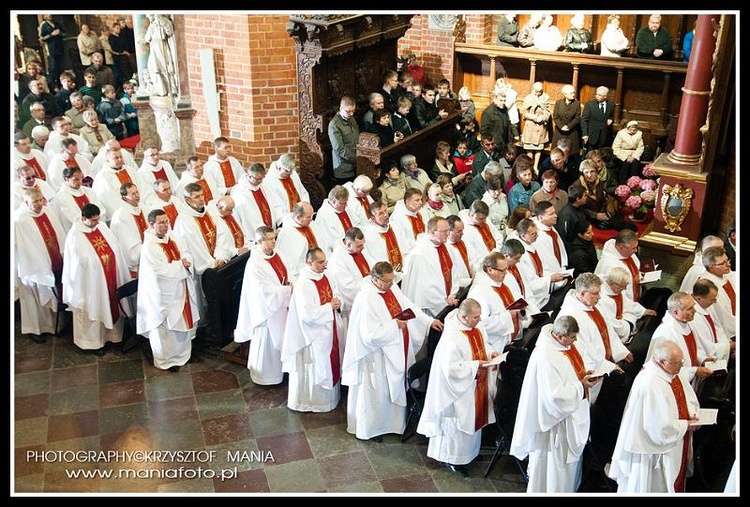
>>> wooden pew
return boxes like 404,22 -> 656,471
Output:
200,251 -> 250,347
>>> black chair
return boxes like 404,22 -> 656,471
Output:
401,355 -> 432,443
116,279 -> 143,352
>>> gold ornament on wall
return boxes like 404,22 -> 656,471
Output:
660,183 -> 694,232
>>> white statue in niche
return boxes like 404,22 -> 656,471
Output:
154,106 -> 180,153
140,14 -> 180,101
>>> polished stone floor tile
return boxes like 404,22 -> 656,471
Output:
191,369 -> 240,394
51,343 -> 98,369
329,480 -> 384,493
365,440 -> 427,481
98,358 -> 144,384
46,410 -> 100,442
99,379 -> 146,408
148,396 -> 199,424
317,451 -> 378,489
50,364 -> 98,392
242,383 -> 289,411
15,349 -> 53,374
14,416 -> 48,448
15,444 -> 46,477
305,423 -> 364,459
201,412 -> 253,446
297,403 -> 348,430
14,370 -> 51,397
254,431 -> 313,466
264,459 -> 326,493
100,402 -> 150,436
208,439 -> 265,472
144,373 -> 196,401
248,406 -> 303,439
47,385 -> 99,415
195,389 -> 248,420
150,418 -> 206,450
15,393 -> 49,420
380,472 -> 439,493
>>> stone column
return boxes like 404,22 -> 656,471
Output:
132,14 -> 151,100
667,15 -> 718,165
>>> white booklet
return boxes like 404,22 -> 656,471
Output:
705,359 -> 728,372
689,408 -> 719,426
641,269 -> 662,284
482,351 -> 509,367
558,267 -> 575,278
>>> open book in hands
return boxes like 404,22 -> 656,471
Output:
507,298 -> 529,311
640,269 -> 662,284
393,308 -> 416,321
640,258 -> 659,273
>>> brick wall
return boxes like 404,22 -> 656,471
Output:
184,14 -> 299,168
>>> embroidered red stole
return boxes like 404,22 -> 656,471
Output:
492,284 -> 520,336
163,203 -> 178,227
436,243 -> 453,296
474,223 -> 496,251
218,159 -> 236,188
683,330 -> 698,367
132,210 -> 148,242
194,213 -> 217,256
114,169 -> 133,186
150,166 -> 168,183
586,307 -> 613,361
297,226 -> 319,249
251,188 -> 273,227
64,157 -> 79,168
527,250 -> 544,277
381,227 -> 403,269
25,157 -> 46,180
610,293 -> 624,319
196,178 -> 213,203
266,253 -> 288,285
544,228 -> 562,265
159,238 -> 194,329
621,256 -> 641,301
452,240 -> 471,276
72,193 -> 90,210
379,289 -> 409,372
407,214 -> 425,239
222,214 -> 245,249
280,177 -> 301,212
508,264 -> 525,297
358,197 -> 371,219
563,344 -> 588,399
722,281 -> 736,315
313,275 -> 340,386
704,313 -> 718,343
350,252 -> 371,277
464,328 -> 489,431
669,376 -> 691,492
336,210 -> 353,234
83,228 -> 119,323
32,213 -> 63,274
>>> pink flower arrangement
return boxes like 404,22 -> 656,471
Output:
615,173 -> 659,217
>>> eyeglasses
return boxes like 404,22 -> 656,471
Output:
663,358 -> 685,368
372,275 -> 394,287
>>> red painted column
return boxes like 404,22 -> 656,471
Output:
667,15 -> 718,165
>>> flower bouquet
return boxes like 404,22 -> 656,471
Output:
615,174 -> 658,222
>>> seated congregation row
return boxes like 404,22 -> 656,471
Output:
14,121 -> 736,490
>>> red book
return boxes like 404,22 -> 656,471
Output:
394,308 -> 416,321
507,298 -> 529,311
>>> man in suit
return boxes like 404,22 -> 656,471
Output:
581,86 -> 615,151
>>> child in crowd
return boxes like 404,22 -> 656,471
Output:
97,84 -> 127,140
499,144 -> 518,188
119,81 -> 140,136
79,70 -> 102,108
452,137 -> 476,176
454,116 -> 479,153
457,86 -> 476,123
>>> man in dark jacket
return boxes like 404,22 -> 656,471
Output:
480,90 -> 511,159
581,86 -> 615,151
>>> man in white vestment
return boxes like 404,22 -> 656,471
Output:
608,340 -> 701,493
458,200 -> 503,273
92,147 -> 143,219
176,156 -> 220,208
90,139 -> 137,178
137,209 -> 199,372
314,185 -> 357,255
209,196 -> 251,259
14,187 -> 66,342
646,292 -> 714,387
342,261 -> 443,441
14,131 -> 49,180
599,266 -> 657,343
696,246 -> 736,339
343,174 -> 374,228
14,165 -> 56,211
172,183 -> 233,324
417,299 -> 500,477
515,218 -> 566,309
532,200 -> 569,292
51,166 -> 106,234
46,138 -> 93,192
595,229 -> 644,303
203,136 -> 244,197
511,315 -> 601,492
282,247 -> 344,412
362,201 -> 406,281
401,216 -> 460,317
690,279 -> 735,363
275,201 -> 324,283
499,238 -> 539,309
143,179 -> 181,230
109,182 -> 147,278
62,203 -> 131,354
389,188 -> 430,258
234,226 -> 292,385
679,235 -> 724,293
264,153 -> 310,226
137,147 -> 180,206
445,215 -> 475,285
45,116 -> 93,163
230,162 -> 277,238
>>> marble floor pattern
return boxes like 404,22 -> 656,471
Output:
13,308 -> 532,496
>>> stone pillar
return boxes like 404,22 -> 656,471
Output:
132,14 -> 151,100
667,15 -> 717,165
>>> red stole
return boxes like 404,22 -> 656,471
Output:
358,197 -> 372,219
64,157 -> 79,168
158,238 -> 194,329
492,284 -> 520,336
508,264 -> 526,297
222,214 -> 245,249
150,166 -> 168,183
586,306 -> 613,361
722,281 -> 736,315
32,213 -> 63,274
621,256 -> 641,301
474,223 -> 496,251
350,252 -> 371,277
381,227 -> 403,269
218,159 -> 237,188
194,213 -> 217,256
266,253 -> 288,285
132,209 -> 148,242
72,193 -> 91,210
704,313 -> 718,343
163,203 -> 178,227
527,250 -> 544,277
544,228 -> 562,265
563,344 -> 588,399
312,275 -> 340,386
83,227 -> 120,323
463,328 -> 489,431
683,330 -> 698,367
335,210 -> 353,234
25,157 -> 46,180
669,376 -> 691,492
379,289 -> 409,372
610,293 -> 624,319
280,177 -> 301,212
196,179 -> 214,203
452,240 -> 471,276
435,243 -> 453,296
407,214 -> 425,239
251,188 -> 273,227
297,225 -> 319,249
114,169 -> 133,186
